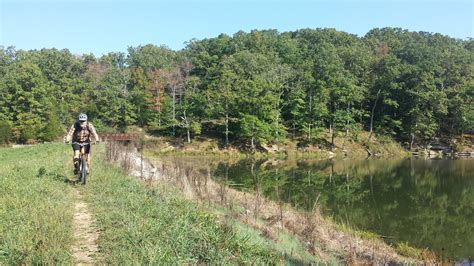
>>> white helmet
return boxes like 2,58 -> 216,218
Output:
78,113 -> 88,121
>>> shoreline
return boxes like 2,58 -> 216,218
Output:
110,143 -> 439,264
141,132 -> 410,160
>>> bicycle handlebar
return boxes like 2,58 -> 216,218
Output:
71,142 -> 95,146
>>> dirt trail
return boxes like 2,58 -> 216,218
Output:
71,189 -> 100,265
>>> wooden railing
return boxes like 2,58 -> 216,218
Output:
99,133 -> 139,141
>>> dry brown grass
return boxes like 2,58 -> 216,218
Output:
108,143 -> 436,264
146,157 -> 433,264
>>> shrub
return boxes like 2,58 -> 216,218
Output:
20,125 -> 36,144
0,120 -> 12,144
41,112 -> 64,142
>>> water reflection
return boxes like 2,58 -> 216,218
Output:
168,157 -> 473,260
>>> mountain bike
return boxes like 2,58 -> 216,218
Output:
72,142 -> 91,185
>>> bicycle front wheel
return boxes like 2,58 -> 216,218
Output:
80,157 -> 87,185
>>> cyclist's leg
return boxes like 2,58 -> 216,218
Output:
86,153 -> 91,174
72,144 -> 80,174
85,144 -> 91,174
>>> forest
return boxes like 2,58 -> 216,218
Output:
0,27 -> 472,147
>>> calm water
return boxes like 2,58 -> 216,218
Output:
173,157 -> 473,259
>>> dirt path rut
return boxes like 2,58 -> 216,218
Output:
71,189 -> 100,265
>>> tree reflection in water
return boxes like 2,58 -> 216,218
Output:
207,157 -> 474,260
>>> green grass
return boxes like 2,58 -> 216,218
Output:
201,201 -> 337,264
79,144 -> 280,264
0,144 -> 74,264
229,219 -> 337,265
1,144 -> 281,264
334,221 -> 380,241
396,242 -> 425,258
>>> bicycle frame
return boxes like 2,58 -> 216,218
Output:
72,142 -> 90,184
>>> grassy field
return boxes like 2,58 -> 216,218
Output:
0,144 -> 74,264
0,144 -> 280,264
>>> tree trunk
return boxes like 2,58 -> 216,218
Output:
330,99 -> 335,147
369,88 -> 382,141
184,111 -> 191,144
275,89 -> 284,138
137,106 -> 142,127
343,102 -> 350,150
308,123 -> 312,141
330,121 -> 335,147
225,109 -> 229,146
308,94 -> 312,141
172,87 -> 176,136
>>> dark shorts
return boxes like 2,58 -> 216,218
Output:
72,142 -> 91,154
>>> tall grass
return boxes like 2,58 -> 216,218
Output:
79,144 -> 279,264
0,144 -> 74,264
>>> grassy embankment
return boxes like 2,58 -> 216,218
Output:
140,141 -> 436,264
0,144 -> 286,264
81,144 -> 281,264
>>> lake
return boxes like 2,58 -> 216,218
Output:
162,156 -> 474,260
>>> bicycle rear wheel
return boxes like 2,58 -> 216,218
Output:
80,157 -> 87,185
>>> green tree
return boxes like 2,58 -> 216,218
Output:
41,111 -> 64,141
2,61 -> 51,142
238,114 -> 272,150
93,67 -> 135,130
177,80 -> 205,143
127,44 -> 178,70
0,120 -> 12,144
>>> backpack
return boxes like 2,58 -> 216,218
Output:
74,121 -> 92,132
73,121 -> 93,141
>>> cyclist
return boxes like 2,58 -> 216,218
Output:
64,113 -> 100,174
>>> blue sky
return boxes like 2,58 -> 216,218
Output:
1,0 -> 472,56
